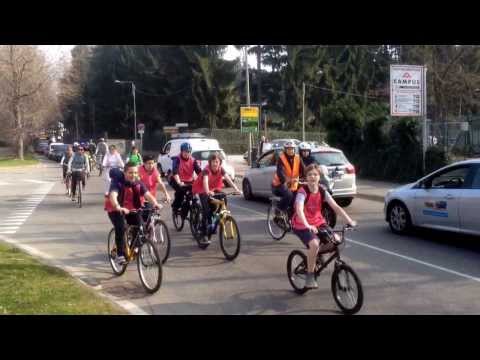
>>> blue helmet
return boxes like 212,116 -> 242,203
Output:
180,142 -> 192,152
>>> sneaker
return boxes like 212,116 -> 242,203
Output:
116,255 -> 127,266
199,236 -> 211,245
71,197 -> 76,201
305,273 -> 318,289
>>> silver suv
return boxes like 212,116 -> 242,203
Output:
242,145 -> 357,207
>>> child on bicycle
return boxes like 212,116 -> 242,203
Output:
191,152 -> 242,244
292,163 -> 356,289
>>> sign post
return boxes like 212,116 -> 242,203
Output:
390,64 -> 427,173
240,106 -> 260,165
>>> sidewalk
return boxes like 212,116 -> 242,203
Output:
229,154 -> 404,203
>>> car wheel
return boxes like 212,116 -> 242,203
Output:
388,201 -> 412,235
242,179 -> 254,201
337,198 -> 353,208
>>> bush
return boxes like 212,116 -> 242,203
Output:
425,146 -> 449,174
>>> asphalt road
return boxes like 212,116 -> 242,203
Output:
2,158 -> 480,314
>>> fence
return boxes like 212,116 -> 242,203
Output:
426,118 -> 480,161
142,128 -> 327,155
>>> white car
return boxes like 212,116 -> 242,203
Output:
157,136 -> 235,180
384,159 -> 480,236
242,145 -> 356,207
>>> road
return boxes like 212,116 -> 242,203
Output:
1,158 -> 480,314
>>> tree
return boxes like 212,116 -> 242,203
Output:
0,45 -> 57,159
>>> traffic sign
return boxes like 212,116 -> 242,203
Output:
240,106 -> 259,133
138,123 -> 145,134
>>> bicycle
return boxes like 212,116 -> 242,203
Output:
96,154 -> 105,176
171,183 -> 198,233
286,224 -> 363,315
190,192 -> 241,261
70,170 -> 86,208
144,204 -> 171,264
64,170 -> 72,197
266,182 -> 336,241
107,208 -> 163,293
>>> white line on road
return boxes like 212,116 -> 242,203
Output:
230,203 -> 267,217
0,231 -> 16,234
346,238 -> 480,284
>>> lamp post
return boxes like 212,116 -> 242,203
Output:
115,80 -> 137,141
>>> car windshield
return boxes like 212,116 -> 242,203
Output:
192,150 -> 226,161
311,151 -> 348,166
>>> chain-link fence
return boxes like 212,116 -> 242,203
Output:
426,117 -> 480,161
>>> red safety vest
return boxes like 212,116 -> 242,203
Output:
178,156 -> 195,182
192,165 -> 224,195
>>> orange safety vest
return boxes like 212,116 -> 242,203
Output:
272,152 -> 300,191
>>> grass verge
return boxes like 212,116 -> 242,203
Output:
0,153 -> 39,167
0,242 -> 126,315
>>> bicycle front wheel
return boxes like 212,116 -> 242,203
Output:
137,239 -> 163,294
286,250 -> 309,295
331,263 -> 363,315
107,228 -> 127,276
219,216 -> 241,261
172,207 -> 185,231
266,203 -> 287,241
152,220 -> 171,264
77,182 -> 82,208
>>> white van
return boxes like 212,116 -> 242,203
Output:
157,136 -> 235,180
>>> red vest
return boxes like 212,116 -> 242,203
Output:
178,156 -> 195,182
139,165 -> 159,197
292,187 -> 326,230
192,165 -> 224,195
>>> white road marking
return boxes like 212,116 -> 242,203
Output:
346,238 -> 480,284
230,203 -> 267,217
0,181 -> 11,186
22,179 -> 52,184
0,231 -> 16,234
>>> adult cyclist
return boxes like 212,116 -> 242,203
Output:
95,138 -> 108,173
271,140 -> 301,218
67,146 -> 90,201
60,145 -> 74,195
169,142 -> 202,215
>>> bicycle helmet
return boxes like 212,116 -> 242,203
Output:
180,142 -> 192,152
98,138 -> 105,142
283,140 -> 297,150
299,142 -> 312,152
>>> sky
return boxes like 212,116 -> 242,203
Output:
39,45 -> 258,67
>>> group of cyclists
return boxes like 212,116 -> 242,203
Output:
59,138 -> 357,291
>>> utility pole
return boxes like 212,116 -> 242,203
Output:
302,82 -> 306,141
245,46 -> 253,165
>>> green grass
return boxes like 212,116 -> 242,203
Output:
0,243 -> 126,315
0,153 -> 39,167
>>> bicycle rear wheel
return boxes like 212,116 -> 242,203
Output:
286,250 -> 309,295
152,219 -> 171,264
219,216 -> 241,261
137,238 -> 163,294
107,228 -> 128,276
266,203 -> 288,241
331,262 -> 363,315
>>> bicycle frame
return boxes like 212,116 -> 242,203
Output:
313,227 -> 351,277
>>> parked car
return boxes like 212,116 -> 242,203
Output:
157,135 -> 234,179
47,143 -> 65,161
50,144 -> 70,162
384,159 -> 480,236
242,145 -> 356,207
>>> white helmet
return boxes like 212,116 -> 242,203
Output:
73,142 -> 79,147
299,142 -> 312,151
283,140 -> 297,149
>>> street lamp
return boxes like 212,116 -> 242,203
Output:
115,80 -> 137,141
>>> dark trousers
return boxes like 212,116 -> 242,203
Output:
108,211 -> 142,257
199,192 -> 227,232
170,181 -> 192,210
71,171 -> 85,196
272,184 -> 294,212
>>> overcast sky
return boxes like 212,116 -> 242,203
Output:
39,45 -> 258,66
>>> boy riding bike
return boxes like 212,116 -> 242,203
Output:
169,142 -> 202,214
191,152 -> 242,244
292,163 -> 356,289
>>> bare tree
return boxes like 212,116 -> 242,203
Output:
0,45 -> 57,160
